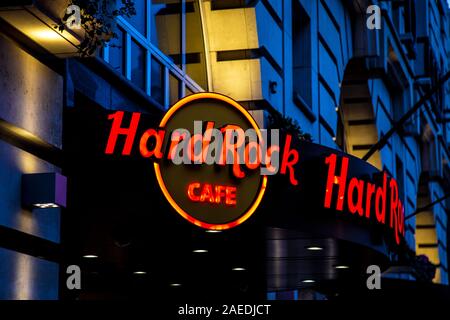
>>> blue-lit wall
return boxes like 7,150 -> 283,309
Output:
249,0 -> 449,284
0,32 -> 62,299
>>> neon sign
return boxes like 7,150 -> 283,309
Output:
323,153 -> 405,244
103,92 -> 405,247
187,182 -> 237,206
105,93 -> 277,230
105,114 -> 299,184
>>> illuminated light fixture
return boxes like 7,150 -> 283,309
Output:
31,29 -> 62,40
170,283 -> 182,287
232,267 -> 246,271
82,255 -> 98,259
22,173 -> 67,209
206,230 -> 222,233
335,265 -> 350,269
306,246 -> 323,251
133,271 -> 147,275
34,203 -> 59,209
0,1 -> 82,57
332,137 -> 337,141
335,107 -> 339,112
302,279 -> 315,283
193,249 -> 208,253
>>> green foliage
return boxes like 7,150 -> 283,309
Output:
267,110 -> 313,142
55,0 -> 136,57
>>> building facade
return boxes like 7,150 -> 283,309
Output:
0,0 -> 449,300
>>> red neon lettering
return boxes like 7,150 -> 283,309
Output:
365,182 -> 376,219
280,135 -> 299,185
347,177 -> 364,216
322,154 -> 404,245
324,154 -> 349,211
389,177 -> 404,245
187,182 -> 237,206
245,141 -> 262,170
398,201 -> 405,240
394,200 -> 403,244
187,133 -> 203,163
200,184 -> 215,203
215,185 -> 226,203
167,131 -> 187,160
105,111 -> 140,155
139,129 -> 165,159
202,121 -> 217,162
225,186 -> 237,206
264,145 -> 280,174
187,182 -> 201,202
220,125 -> 246,179
375,173 -> 387,224
389,178 -> 398,229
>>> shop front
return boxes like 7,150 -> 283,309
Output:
61,92 -> 409,300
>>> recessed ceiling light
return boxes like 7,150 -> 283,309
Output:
206,230 -> 221,233
232,267 -> 246,271
82,254 -> 98,258
170,283 -> 182,287
302,279 -> 315,283
133,271 -> 147,275
193,249 -> 208,253
306,246 -> 323,251
34,203 -> 59,209
335,265 -> 350,269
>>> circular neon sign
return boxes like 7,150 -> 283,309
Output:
154,93 -> 267,230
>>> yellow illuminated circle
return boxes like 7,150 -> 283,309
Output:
154,92 -> 268,230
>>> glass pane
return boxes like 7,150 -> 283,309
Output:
150,0 -> 182,66
131,40 -> 146,90
125,0 -> 147,36
151,56 -> 164,105
169,73 -> 180,106
292,1 -> 312,108
109,27 -> 125,75
185,0 -> 207,89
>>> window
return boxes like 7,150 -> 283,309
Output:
292,0 -> 312,108
151,56 -> 164,105
395,156 -> 405,203
391,89 -> 404,122
131,40 -> 146,90
393,5 -> 405,34
108,27 -> 125,76
421,124 -> 438,174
